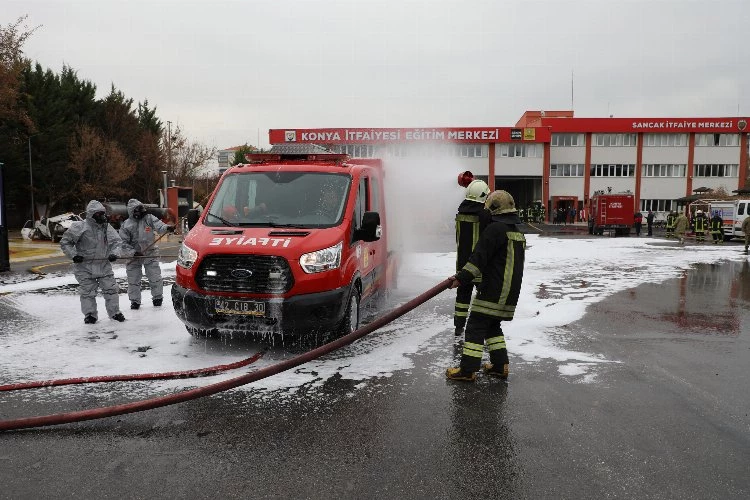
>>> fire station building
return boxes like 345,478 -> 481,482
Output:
269,110 -> 750,221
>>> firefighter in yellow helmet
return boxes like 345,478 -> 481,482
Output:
453,179 -> 492,336
447,190 -> 527,381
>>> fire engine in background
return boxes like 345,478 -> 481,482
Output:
172,151 -> 398,341
709,199 -> 750,241
587,191 -> 635,236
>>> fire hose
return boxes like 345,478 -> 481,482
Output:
0,278 -> 453,432
0,351 -> 266,392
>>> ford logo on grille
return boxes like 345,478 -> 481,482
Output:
230,268 -> 253,279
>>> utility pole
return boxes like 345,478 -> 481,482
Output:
166,120 -> 172,181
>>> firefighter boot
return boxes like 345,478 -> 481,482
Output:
153,298 -> 163,307
84,314 -> 97,324
483,363 -> 509,380
130,301 -> 140,310
445,367 -> 476,382
112,313 -> 126,322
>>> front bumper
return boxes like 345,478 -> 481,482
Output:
171,283 -> 349,334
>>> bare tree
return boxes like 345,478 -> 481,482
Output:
0,15 -> 39,129
63,125 -> 136,203
162,123 -> 216,186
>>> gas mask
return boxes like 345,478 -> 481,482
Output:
133,206 -> 147,220
92,211 -> 108,224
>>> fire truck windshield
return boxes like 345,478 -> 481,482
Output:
205,171 -> 351,228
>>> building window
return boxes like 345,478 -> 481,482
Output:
590,164 -> 636,177
498,143 -> 542,158
693,164 -> 738,177
640,199 -> 676,212
642,164 -> 687,177
644,134 -> 687,147
457,144 -> 488,158
550,164 -> 585,177
551,133 -> 585,146
594,134 -> 637,147
332,144 -> 376,158
695,134 -> 740,147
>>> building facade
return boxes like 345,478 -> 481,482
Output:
268,111 -> 750,221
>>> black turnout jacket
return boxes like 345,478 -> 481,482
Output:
455,212 -> 526,320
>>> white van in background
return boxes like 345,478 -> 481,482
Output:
709,199 -> 750,241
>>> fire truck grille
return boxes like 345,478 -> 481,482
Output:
196,255 -> 294,293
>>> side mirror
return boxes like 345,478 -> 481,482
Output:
186,209 -> 201,230
355,211 -> 381,242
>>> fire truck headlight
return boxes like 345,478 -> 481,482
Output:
177,242 -> 199,269
300,241 -> 342,274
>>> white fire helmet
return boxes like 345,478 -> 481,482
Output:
696,210 -> 703,215
465,179 -> 490,203
486,190 -> 517,215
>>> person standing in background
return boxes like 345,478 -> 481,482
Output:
742,216 -> 750,253
674,210 -> 689,245
646,210 -> 655,237
634,211 -> 643,237
693,210 -> 708,244
710,211 -> 724,244
666,210 -> 677,239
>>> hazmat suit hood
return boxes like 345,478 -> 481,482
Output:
86,200 -> 107,222
127,199 -> 144,218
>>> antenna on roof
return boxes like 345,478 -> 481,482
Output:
571,69 -> 574,110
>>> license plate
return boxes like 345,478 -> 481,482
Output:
215,299 -> 266,316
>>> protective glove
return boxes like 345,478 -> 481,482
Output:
73,255 -> 84,263
448,275 -> 460,289
134,251 -> 144,257
108,254 -> 118,262
166,225 -> 176,233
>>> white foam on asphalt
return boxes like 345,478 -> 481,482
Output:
0,236 -> 744,397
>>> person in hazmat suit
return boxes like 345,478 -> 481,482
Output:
446,190 -> 526,382
453,179 -> 492,337
60,200 -> 125,324
118,199 -> 175,309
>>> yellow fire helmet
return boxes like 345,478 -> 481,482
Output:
486,190 -> 517,215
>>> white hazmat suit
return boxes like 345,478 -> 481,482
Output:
60,200 -> 124,323
118,199 -> 173,308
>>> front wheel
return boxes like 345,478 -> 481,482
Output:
339,286 -> 361,336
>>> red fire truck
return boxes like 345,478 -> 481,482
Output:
587,192 -> 635,236
172,151 -> 398,340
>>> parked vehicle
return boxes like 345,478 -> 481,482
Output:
171,152 -> 398,340
709,199 -> 750,241
587,192 -> 635,236
20,212 -> 83,242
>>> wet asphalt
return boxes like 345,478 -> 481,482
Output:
1,230 -> 749,499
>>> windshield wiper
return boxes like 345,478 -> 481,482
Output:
205,212 -> 238,227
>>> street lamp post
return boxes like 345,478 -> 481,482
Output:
0,161 -> 10,272
28,136 -> 35,221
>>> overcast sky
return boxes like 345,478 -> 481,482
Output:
6,0 -> 750,150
